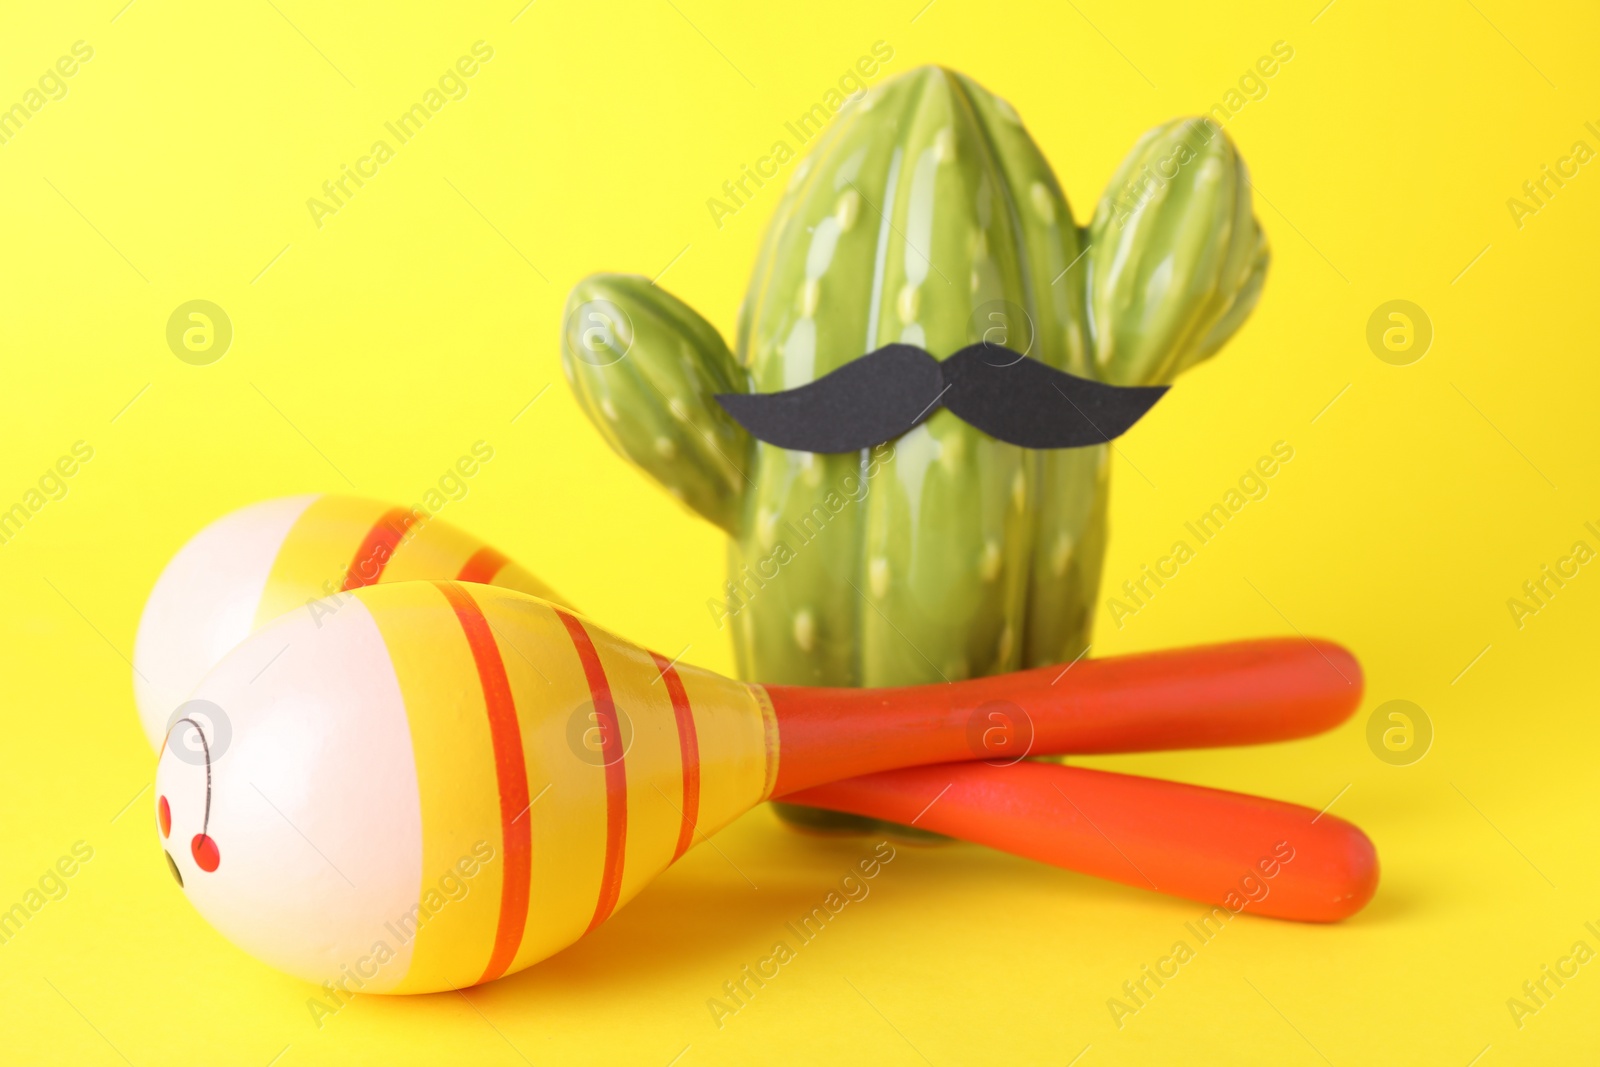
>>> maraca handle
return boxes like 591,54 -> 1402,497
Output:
786,761 -> 1378,921
766,637 -> 1361,795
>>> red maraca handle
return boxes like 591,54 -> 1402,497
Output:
786,761 -> 1378,921
767,637 -> 1362,795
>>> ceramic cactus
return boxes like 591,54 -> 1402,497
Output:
563,66 -> 1267,831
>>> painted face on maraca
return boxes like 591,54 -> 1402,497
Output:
154,598 -> 429,991
157,581 -> 773,993
157,716 -> 223,886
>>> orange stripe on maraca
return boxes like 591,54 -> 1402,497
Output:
379,514 -> 476,584
379,515 -> 565,604
556,609 -> 629,934
342,508 -> 417,590
254,496 -> 393,626
435,582 -> 532,985
362,581 -> 505,993
650,653 -> 700,862
585,637 -> 694,914
472,591 -> 609,978
352,505 -> 565,604
246,496 -> 568,640
456,546 -> 510,585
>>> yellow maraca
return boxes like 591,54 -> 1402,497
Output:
141,497 -> 1374,992
157,577 -> 783,993
155,570 -> 1357,991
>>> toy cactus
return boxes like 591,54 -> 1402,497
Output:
562,66 -> 1268,832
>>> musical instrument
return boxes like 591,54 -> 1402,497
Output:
156,578 -> 1363,992
139,497 -> 1373,950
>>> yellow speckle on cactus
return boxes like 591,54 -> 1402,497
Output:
970,269 -> 981,293
600,397 -> 618,422
836,190 -> 861,232
666,485 -> 685,502
793,609 -> 816,652
1051,532 -> 1075,577
997,623 -> 1015,665
1012,469 -> 1026,511
896,283 -> 920,325
939,428 -> 965,469
1030,181 -> 1056,225
994,97 -> 1020,125
668,397 -> 690,421
869,557 -> 889,598
800,278 -> 820,319
971,229 -> 989,260
979,539 -> 1001,582
757,508 -> 778,549
800,452 -> 822,486
654,436 -> 676,459
934,127 -> 956,163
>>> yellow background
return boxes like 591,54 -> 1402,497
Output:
2,0 -> 1596,1063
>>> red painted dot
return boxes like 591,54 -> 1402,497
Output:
158,796 -> 171,838
191,834 -> 220,873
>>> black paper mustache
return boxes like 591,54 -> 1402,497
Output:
715,344 -> 1168,453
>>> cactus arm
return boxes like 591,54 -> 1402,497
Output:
562,274 -> 754,536
1085,118 -> 1269,387
1187,226 -> 1269,370
1021,118 -> 1268,666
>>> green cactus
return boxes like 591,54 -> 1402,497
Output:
563,67 -> 1268,834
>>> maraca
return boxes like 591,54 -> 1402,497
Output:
157,575 -> 1361,993
139,497 -> 1373,932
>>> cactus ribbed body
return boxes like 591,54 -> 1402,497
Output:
731,67 -> 1098,689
